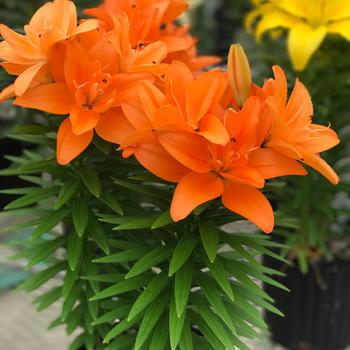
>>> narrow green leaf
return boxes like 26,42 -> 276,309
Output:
93,248 -> 147,264
79,168 -> 101,198
193,298 -> 233,349
91,274 -> 152,301
92,304 -> 131,326
104,313 -> 143,344
113,178 -> 166,199
33,286 -> 62,312
152,210 -> 173,229
63,267 -> 80,299
5,186 -> 59,210
204,256 -> 234,301
197,273 -> 236,334
105,334 -> 135,350
18,261 -> 66,292
55,178 -> 79,209
135,292 -> 168,350
169,233 -> 198,276
31,207 -> 71,240
27,236 -> 67,268
73,198 -> 89,237
199,221 -> 218,263
179,318 -> 193,350
68,334 -> 85,350
88,217 -> 110,255
114,217 -> 157,230
170,293 -> 186,350
67,232 -> 84,271
128,272 -> 171,321
0,187 -> 38,195
81,274 -> 124,283
101,192 -> 124,215
175,262 -> 193,318
61,283 -> 81,321
126,246 -> 173,279
150,314 -> 169,350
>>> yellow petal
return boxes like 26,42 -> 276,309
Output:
328,20 -> 350,41
270,0 -> 306,18
325,0 -> 350,21
288,24 -> 327,70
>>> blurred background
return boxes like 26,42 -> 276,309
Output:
1,1 -> 350,349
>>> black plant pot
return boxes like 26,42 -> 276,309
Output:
264,257 -> 350,350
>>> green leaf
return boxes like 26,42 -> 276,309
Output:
105,335 -> 135,350
61,283 -> 81,321
193,298 -> 233,349
179,318 -> 193,350
31,207 -> 71,240
78,168 -> 101,198
92,304 -> 131,326
81,274 -> 124,283
91,274 -> 152,301
92,247 -> 147,264
68,333 -> 85,350
169,233 -> 198,276
63,267 -> 80,299
27,236 -> 67,268
113,178 -> 166,199
73,198 -> 89,237
175,262 -> 193,318
197,273 -> 236,334
88,217 -> 110,255
169,293 -> 186,350
135,292 -> 168,350
55,178 -> 79,209
150,314 -> 169,350
199,221 -> 218,263
5,186 -> 59,210
101,192 -> 124,215
204,256 -> 234,301
33,286 -> 62,312
18,261 -> 66,292
152,210 -> 173,229
113,217 -> 157,230
128,272 -> 171,321
126,246 -> 173,279
104,313 -> 143,344
67,232 -> 84,271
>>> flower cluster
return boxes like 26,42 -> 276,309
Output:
0,0 -> 340,233
246,0 -> 350,70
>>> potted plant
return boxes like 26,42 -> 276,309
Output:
0,0 -> 340,349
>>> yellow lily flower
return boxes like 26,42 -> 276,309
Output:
246,0 -> 350,70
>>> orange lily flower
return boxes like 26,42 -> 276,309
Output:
14,39 -> 153,165
0,0 -> 98,100
167,97 -> 307,233
254,66 -> 340,184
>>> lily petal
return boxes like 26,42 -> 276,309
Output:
70,104 -> 100,136
171,172 -> 224,221
57,118 -> 93,165
222,183 -> 274,234
14,61 -> 46,96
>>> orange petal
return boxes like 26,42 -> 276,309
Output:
248,148 -> 307,179
222,166 -> 265,188
14,62 -> 46,96
198,114 -> 230,145
121,98 -> 151,130
70,104 -> 100,135
57,118 -> 93,165
286,80 -> 313,124
14,83 -> 74,114
153,105 -> 190,132
158,131 -> 211,173
134,140 -> 190,183
222,183 -> 274,234
0,24 -> 38,60
95,108 -> 134,144
302,151 -> 339,185
272,65 -> 287,105
74,19 -> 99,35
133,41 -> 168,66
171,172 -> 224,221
301,125 -> 340,153
0,84 -> 15,102
186,70 -> 221,126
160,36 -> 192,53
